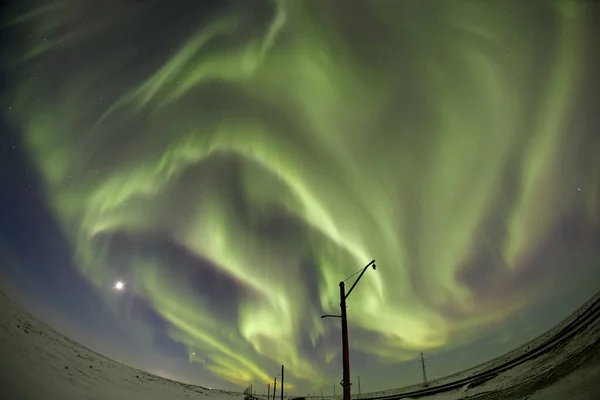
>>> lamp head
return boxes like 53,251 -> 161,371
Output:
372,263 -> 377,270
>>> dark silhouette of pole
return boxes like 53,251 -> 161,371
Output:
267,383 -> 271,400
281,365 -> 284,400
357,376 -> 361,398
273,377 -> 277,400
420,351 -> 429,387
340,281 -> 351,400
344,261 -> 376,400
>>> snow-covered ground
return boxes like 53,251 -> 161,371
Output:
0,290 -> 244,400
453,299 -> 600,400
357,290 -> 600,399
1,288 -> 599,400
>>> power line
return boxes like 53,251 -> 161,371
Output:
343,268 -> 364,282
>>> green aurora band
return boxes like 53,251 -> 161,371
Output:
3,0 -> 598,391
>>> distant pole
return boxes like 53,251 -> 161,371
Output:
268,383 -> 271,400
281,365 -> 284,400
357,376 -> 360,398
420,351 -> 429,388
274,377 -> 277,400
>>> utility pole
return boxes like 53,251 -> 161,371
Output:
267,383 -> 271,400
357,376 -> 361,398
420,351 -> 429,388
281,365 -> 284,400
321,260 -> 376,400
273,377 -> 277,400
340,281 -> 351,400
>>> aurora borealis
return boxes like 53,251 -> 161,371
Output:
1,0 -> 600,394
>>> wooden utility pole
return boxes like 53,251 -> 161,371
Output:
340,281 -> 351,400
420,351 -> 429,388
267,383 -> 271,400
357,376 -> 361,398
273,377 -> 277,400
281,365 -> 284,400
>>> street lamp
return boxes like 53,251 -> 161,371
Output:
321,260 -> 377,400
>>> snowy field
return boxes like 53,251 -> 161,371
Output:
1,289 -> 599,400
434,301 -> 600,400
0,291 -> 244,400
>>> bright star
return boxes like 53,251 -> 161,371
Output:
114,281 -> 125,290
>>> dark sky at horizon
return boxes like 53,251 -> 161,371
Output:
1,0 -> 599,395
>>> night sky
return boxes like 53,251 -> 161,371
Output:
1,0 -> 600,395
